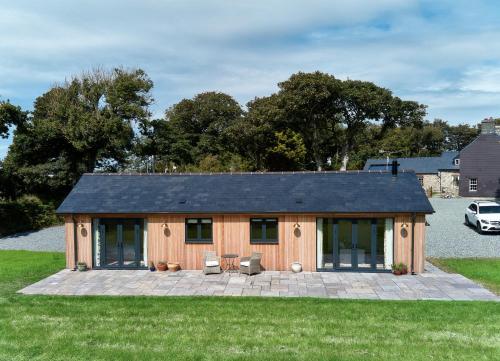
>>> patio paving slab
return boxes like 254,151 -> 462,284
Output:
18,262 -> 499,301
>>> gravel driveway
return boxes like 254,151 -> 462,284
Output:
426,198 -> 500,258
0,226 -> 65,252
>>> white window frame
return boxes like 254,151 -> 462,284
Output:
469,178 -> 478,192
454,158 -> 460,166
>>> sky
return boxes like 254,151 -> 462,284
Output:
1,0 -> 500,158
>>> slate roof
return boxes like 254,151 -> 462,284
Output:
363,151 -> 459,174
56,171 -> 434,214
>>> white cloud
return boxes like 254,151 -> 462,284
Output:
460,67 -> 500,93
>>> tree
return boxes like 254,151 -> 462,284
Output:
0,100 -> 28,138
226,95 -> 280,171
337,80 -> 426,170
3,68 -> 153,200
265,130 -> 306,171
276,72 -> 342,170
446,123 -> 479,150
164,92 -> 243,167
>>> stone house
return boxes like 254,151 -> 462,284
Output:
459,118 -> 500,198
364,152 -> 460,196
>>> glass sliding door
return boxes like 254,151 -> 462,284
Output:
317,217 -> 393,271
337,220 -> 353,268
317,218 -> 334,269
94,218 -> 145,268
357,219 -> 373,269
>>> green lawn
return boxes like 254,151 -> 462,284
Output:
429,258 -> 500,295
0,251 -> 499,360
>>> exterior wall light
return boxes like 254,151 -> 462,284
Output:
162,223 -> 168,229
293,222 -> 300,229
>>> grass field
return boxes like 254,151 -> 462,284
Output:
429,258 -> 500,295
0,250 -> 499,361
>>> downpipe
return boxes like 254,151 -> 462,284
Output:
411,212 -> 416,275
72,215 -> 78,271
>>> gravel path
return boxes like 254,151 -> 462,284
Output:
0,226 -> 65,252
426,198 -> 500,258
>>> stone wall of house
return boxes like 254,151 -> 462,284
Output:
439,171 -> 460,196
421,174 -> 440,196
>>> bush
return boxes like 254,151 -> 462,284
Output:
0,195 -> 60,237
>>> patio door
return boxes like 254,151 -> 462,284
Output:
317,218 -> 392,271
96,219 -> 144,268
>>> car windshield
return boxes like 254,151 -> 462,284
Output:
479,206 -> 500,214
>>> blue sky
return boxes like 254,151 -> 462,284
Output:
1,0 -> 500,158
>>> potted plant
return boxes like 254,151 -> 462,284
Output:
391,262 -> 408,275
167,262 -> 180,272
149,261 -> 156,272
156,261 -> 168,272
77,262 -> 87,272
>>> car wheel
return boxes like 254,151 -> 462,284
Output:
477,222 -> 483,235
465,215 -> 470,226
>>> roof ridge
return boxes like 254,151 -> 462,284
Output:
83,170 -> 413,176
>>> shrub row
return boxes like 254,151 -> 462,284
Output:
0,195 -> 60,237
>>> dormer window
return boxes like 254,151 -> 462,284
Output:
454,158 -> 460,166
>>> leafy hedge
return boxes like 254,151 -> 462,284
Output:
0,195 -> 60,237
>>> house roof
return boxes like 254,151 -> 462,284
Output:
56,171 -> 434,215
363,151 -> 459,174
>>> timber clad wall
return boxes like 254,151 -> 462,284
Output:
65,213 -> 426,273
65,215 -> 92,269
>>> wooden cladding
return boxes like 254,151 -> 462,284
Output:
65,213 -> 426,273
64,215 -> 92,269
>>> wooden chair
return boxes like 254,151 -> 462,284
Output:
239,252 -> 262,275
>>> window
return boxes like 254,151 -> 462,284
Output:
250,218 -> 278,244
468,204 -> 477,212
479,205 -> 500,214
452,175 -> 459,187
454,158 -> 460,166
469,178 -> 478,192
417,176 -> 424,186
185,218 -> 212,243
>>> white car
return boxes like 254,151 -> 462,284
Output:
465,201 -> 500,234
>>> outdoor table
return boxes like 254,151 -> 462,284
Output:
221,253 -> 239,272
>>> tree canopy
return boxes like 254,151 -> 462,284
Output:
3,68 -> 153,200
1,69 -> 480,203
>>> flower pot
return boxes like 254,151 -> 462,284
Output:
291,262 -> 302,273
167,262 -> 180,272
156,263 -> 168,272
77,263 -> 87,272
393,270 -> 402,276
149,266 -> 156,272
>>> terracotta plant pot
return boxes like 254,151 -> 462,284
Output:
167,262 -> 180,272
156,262 -> 168,272
393,270 -> 402,276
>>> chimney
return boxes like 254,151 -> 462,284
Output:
481,117 -> 496,134
391,160 -> 399,176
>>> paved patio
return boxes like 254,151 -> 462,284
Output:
19,263 -> 499,301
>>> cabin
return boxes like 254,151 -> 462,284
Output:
364,152 -> 460,196
56,170 -> 434,274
